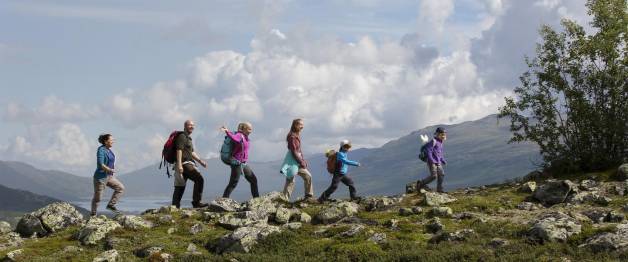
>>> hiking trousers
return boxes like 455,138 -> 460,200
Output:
92,175 -> 125,214
283,168 -> 314,200
223,164 -> 259,198
419,163 -> 445,192
172,163 -> 204,208
319,173 -> 356,201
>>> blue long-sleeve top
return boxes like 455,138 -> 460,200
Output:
94,145 -> 115,180
336,150 -> 359,175
426,138 -> 446,165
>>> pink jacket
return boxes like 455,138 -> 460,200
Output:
226,131 -> 250,163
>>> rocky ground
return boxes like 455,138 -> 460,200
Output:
1,164 -> 628,261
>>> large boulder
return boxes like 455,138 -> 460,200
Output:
528,212 -> 581,243
218,211 -> 268,230
617,164 -> 628,180
0,221 -> 12,235
15,202 -> 83,237
209,198 -> 242,213
314,202 -> 359,224
0,232 -> 23,251
362,196 -> 401,211
76,216 -> 121,245
422,192 -> 457,206
579,223 -> 628,252
114,215 -> 153,230
567,191 -> 611,205
214,224 -> 282,254
93,249 -> 119,262
533,180 -> 578,206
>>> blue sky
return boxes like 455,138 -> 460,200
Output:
0,0 -> 589,176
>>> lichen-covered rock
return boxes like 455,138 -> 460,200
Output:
93,249 -> 119,262
429,229 -> 475,243
158,206 -> 178,214
517,202 -> 540,211
579,223 -> 628,252
533,180 -> 578,206
314,202 -> 359,224
579,180 -> 598,191
218,212 -> 267,230
340,224 -> 365,237
582,209 -> 610,223
0,221 -> 12,235
567,191 -> 611,205
398,208 -> 414,216
528,212 -> 581,243
189,223 -> 204,235
519,181 -> 537,193
3,249 -> 23,262
209,198 -> 242,213
296,212 -> 311,224
425,217 -> 444,233
114,215 -> 153,230
282,222 -> 302,230
215,224 -> 282,253
617,164 -> 628,180
274,207 -> 293,224
0,232 -> 23,251
406,182 -> 418,194
368,233 -> 387,244
135,246 -> 163,258
489,238 -> 509,248
76,216 -> 121,246
362,196 -> 401,211
422,192 -> 457,206
15,214 -> 46,238
429,207 -> 453,218
15,202 -> 83,238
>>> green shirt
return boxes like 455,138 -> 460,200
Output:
175,132 -> 195,163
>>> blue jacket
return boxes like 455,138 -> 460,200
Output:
336,150 -> 359,175
426,138 -> 446,165
94,146 -> 115,180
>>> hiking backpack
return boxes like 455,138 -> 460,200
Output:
418,140 -> 433,162
159,131 -> 183,177
326,150 -> 338,174
220,132 -> 241,166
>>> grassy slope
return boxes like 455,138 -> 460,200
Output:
1,169 -> 627,261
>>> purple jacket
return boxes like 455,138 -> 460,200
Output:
226,131 -> 250,163
426,138 -> 446,165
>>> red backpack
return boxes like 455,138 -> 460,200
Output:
159,131 -> 183,177
325,150 -> 338,174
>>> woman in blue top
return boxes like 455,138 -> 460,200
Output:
91,134 -> 125,216
318,140 -> 361,203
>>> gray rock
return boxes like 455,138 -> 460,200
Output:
617,164 -> 628,180
209,198 -> 242,213
368,233 -> 387,244
519,181 -> 537,193
243,197 -> 277,219
340,224 -> 365,237
605,211 -> 625,223
517,202 -> 540,211
158,215 -> 175,224
297,212 -> 311,224
623,204 -> 628,212
362,196 -> 401,211
3,249 -> 22,261
489,238 -> 509,248
32,202 -> 83,234
406,182 -> 418,194
430,229 -> 475,243
62,245 -> 84,253
158,205 -> 178,214
582,210 -> 610,223
114,215 -> 153,230
579,223 -> 628,252
0,232 -> 23,251
274,207 -> 293,224
135,246 -> 163,258
93,249 -> 119,262
215,224 -> 282,253
314,202 -> 359,224
180,209 -> 197,219
398,208 -> 414,216
189,223 -> 204,235
282,222 -> 302,230
186,243 -> 202,255
411,207 -> 423,214
533,180 -> 578,206
202,212 -> 222,222
453,212 -> 479,220
529,212 -> 581,243
76,216 -> 121,246
425,217 -> 444,233
422,192 -> 457,206
0,221 -> 11,235
167,228 -> 177,235
568,191 -> 611,205
385,219 -> 399,230
104,237 -> 127,251
429,207 -> 453,218
579,180 -> 598,191
15,214 -> 46,238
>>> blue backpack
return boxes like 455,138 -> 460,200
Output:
220,133 -> 240,165
418,140 -> 433,162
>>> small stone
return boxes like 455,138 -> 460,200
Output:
429,207 -> 453,218
385,219 -> 399,230
62,245 -> 83,253
202,212 -> 221,221
489,238 -> 509,248
167,227 -> 177,234
605,211 -> 625,223
135,246 -> 163,258
282,222 -> 302,230
517,202 -> 539,211
425,217 -> 444,233
186,243 -> 201,255
411,207 -> 423,214
340,225 -> 365,237
519,182 -> 537,193
4,249 -> 23,261
209,198 -> 242,213
0,221 -> 12,234
422,192 -> 457,206
189,223 -> 203,235
368,233 -> 387,244
158,205 -> 178,214
93,249 -> 118,262
298,212 -> 312,224
181,210 -> 197,218
398,208 -> 413,216
159,215 -> 175,224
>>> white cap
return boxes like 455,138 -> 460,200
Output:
340,139 -> 351,148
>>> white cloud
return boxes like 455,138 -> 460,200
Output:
4,96 -> 100,124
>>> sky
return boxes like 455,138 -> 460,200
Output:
0,0 -> 591,176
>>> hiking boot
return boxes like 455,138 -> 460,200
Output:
106,205 -> 121,214
192,202 -> 209,208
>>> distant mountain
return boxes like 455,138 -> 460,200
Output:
0,161 -> 92,201
0,184 -> 90,225
353,114 -> 540,196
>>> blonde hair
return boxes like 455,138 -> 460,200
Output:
237,122 -> 252,131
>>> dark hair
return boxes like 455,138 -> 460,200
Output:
98,134 -> 112,145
